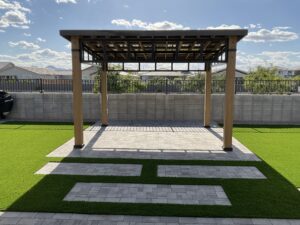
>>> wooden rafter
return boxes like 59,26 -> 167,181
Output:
62,29 -> 248,66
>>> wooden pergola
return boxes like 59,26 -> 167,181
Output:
60,29 -> 248,151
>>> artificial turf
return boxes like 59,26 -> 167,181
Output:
0,122 -> 299,218
233,125 -> 300,187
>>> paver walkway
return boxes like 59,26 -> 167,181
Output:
35,162 -> 142,176
1,212 -> 300,225
64,183 -> 231,205
48,121 -> 260,161
158,165 -> 266,179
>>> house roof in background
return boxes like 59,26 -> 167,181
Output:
213,68 -> 248,75
0,62 -> 72,76
20,67 -> 72,76
0,62 -> 14,72
273,66 -> 290,70
0,62 -> 102,77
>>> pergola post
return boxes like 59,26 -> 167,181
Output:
71,36 -> 84,148
223,36 -> 237,151
204,63 -> 212,128
100,63 -> 109,126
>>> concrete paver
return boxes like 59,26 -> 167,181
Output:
1,212 -> 300,225
64,183 -> 231,205
158,165 -> 266,179
35,162 -> 142,176
48,122 -> 260,161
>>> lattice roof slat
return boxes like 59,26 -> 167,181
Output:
60,29 -> 247,70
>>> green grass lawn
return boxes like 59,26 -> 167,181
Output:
233,125 -> 300,187
0,122 -> 299,218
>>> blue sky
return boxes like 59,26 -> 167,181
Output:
1,0 -> 300,70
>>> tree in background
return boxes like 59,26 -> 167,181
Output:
243,66 -> 292,94
93,67 -> 145,93
92,65 -> 300,94
211,73 -> 226,93
182,72 -> 205,93
292,75 -> 300,80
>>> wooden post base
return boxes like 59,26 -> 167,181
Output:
223,147 -> 233,151
74,144 -> 85,149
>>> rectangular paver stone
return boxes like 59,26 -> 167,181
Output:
63,183 -> 231,205
158,165 -> 266,179
35,162 -> 142,176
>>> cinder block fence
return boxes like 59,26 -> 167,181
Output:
7,92 -> 300,124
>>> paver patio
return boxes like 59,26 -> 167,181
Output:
48,121 -> 260,161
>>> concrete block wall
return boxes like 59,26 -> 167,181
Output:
233,94 -> 300,124
108,94 -> 203,121
9,92 -> 100,122
7,92 -> 300,124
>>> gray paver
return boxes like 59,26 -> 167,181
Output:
0,212 -> 300,225
63,183 -> 231,205
35,162 -> 142,176
47,122 -> 260,161
158,165 -> 266,179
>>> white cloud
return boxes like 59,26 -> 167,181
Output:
0,0 -> 30,12
260,51 -> 300,59
237,51 -> 300,71
23,32 -> 31,36
32,48 -> 69,59
244,23 -> 262,29
0,1 -> 31,30
273,26 -> 291,30
8,40 -> 40,50
111,19 -> 131,27
111,19 -> 190,30
206,24 -> 241,30
123,4 -> 129,8
55,0 -> 77,4
0,48 -> 72,69
65,43 -> 71,49
37,37 -> 46,42
244,27 -> 298,43
249,24 -> 256,29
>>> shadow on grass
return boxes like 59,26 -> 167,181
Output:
6,157 -> 300,218
2,121 -> 300,218
232,124 -> 300,134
